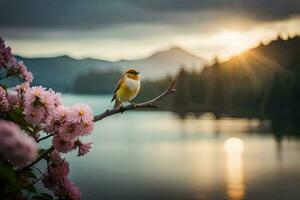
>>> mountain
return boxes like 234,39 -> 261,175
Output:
16,55 -> 118,91
17,46 -> 205,92
117,46 -> 205,79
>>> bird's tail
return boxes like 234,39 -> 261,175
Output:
113,98 -> 121,109
111,94 -> 116,102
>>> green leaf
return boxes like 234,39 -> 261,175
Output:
33,193 -> 54,200
0,164 -> 20,195
0,84 -> 7,90
26,184 -> 37,193
41,193 -> 54,200
0,164 -> 17,184
38,148 -> 47,155
26,171 -> 37,180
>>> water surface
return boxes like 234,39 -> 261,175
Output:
61,94 -> 300,200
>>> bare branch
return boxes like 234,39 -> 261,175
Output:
94,80 -> 176,122
37,133 -> 56,143
18,80 -> 175,173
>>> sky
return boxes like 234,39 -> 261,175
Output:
0,0 -> 299,61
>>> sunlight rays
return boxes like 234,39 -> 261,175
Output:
211,30 -> 255,58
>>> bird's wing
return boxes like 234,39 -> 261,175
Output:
111,76 -> 125,102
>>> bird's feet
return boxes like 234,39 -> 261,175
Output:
129,101 -> 137,108
119,106 -> 125,113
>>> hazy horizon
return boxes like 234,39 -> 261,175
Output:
11,34 -> 295,63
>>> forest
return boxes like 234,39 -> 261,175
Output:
74,36 -> 300,133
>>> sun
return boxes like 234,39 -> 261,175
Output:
224,137 -> 244,156
212,30 -> 255,60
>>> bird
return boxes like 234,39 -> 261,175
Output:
111,69 -> 141,109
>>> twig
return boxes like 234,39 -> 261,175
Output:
37,133 -> 56,142
17,80 -> 176,174
32,166 -> 45,177
31,175 -> 44,185
94,80 -> 176,122
18,146 -> 54,174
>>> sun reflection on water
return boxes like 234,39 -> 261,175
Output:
224,137 -> 245,200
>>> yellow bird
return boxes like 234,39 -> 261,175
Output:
111,69 -> 141,109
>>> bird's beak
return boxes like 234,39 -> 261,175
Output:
136,71 -> 140,75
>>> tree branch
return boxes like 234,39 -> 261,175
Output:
18,80 -> 176,173
94,80 -> 176,122
37,133 -> 56,143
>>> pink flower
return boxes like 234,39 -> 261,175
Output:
49,89 -> 62,107
42,150 -> 82,200
39,90 -> 56,111
75,141 -> 93,156
0,38 -> 33,84
50,159 -> 70,177
14,82 -> 29,93
63,104 -> 94,137
24,86 -> 45,105
0,86 -> 9,112
57,122 -> 80,140
63,179 -> 82,200
23,86 -> 62,126
23,105 -> 46,124
6,90 -> 21,108
23,86 -> 48,125
0,120 -> 38,167
67,104 -> 93,124
52,105 -> 70,123
52,135 -> 74,153
54,177 -> 82,200
42,160 -> 67,191
77,120 -> 94,136
49,150 -> 63,163
40,89 -> 61,111
17,61 -> 33,83
43,105 -> 69,133
43,175 -> 82,200
42,173 -> 56,190
0,38 -> 14,67
44,150 -> 69,185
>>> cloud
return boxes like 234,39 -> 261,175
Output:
0,0 -> 299,31
126,0 -> 300,21
0,0 -> 299,60
0,0 -> 152,29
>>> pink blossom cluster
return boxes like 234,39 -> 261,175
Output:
0,37 -> 95,199
6,90 -> 22,108
15,82 -> 30,93
22,86 -> 94,154
1,82 -> 27,111
23,86 -> 62,125
0,120 -> 38,167
0,86 -> 9,112
51,104 -> 94,153
0,37 -> 33,83
0,37 -> 16,67
16,61 -> 33,83
42,150 -> 82,200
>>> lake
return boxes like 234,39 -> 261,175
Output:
60,94 -> 300,200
